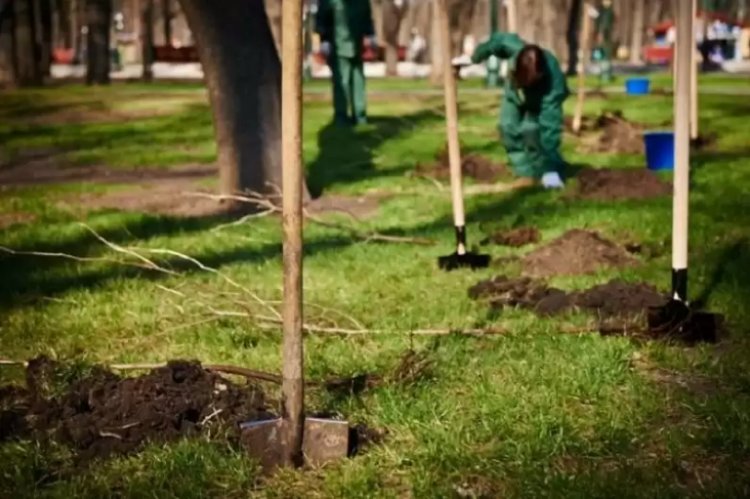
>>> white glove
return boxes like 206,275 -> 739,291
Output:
367,36 -> 378,47
451,54 -> 472,67
541,171 -> 565,189
320,41 -> 331,57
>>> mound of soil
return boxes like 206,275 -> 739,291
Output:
691,132 -> 718,150
575,280 -> 666,318
522,229 -> 635,278
415,144 -> 508,183
469,277 -> 667,319
576,168 -> 671,201
1,358 -> 272,462
481,226 -> 541,247
468,276 -> 571,316
569,111 -> 646,155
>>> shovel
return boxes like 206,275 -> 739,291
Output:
436,0 -> 490,271
240,1 -> 348,470
647,0 -> 719,343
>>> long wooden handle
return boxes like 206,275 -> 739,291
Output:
281,0 -> 304,467
572,3 -> 593,133
437,0 -> 465,245
673,0 -> 692,300
690,0 -> 699,140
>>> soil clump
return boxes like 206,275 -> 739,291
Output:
568,111 -> 646,154
575,168 -> 671,201
0,359 -> 272,462
481,226 -> 540,247
521,229 -> 635,278
415,144 -> 508,183
469,277 -> 667,319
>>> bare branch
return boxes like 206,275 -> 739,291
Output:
0,246 -> 162,272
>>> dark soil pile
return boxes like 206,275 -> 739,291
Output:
468,276 -> 571,316
522,229 -> 636,278
481,226 -> 541,247
691,132 -> 718,150
469,277 -> 667,319
415,144 -> 508,183
0,358 -> 272,462
569,111 -> 646,154
576,168 -> 671,201
575,280 -> 666,318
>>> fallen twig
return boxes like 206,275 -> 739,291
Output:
0,246 -> 165,273
185,191 -> 435,246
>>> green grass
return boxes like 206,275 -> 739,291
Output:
2,80 -> 750,498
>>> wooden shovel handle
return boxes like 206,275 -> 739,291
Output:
437,0 -> 465,232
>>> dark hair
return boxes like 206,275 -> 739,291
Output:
514,45 -> 546,89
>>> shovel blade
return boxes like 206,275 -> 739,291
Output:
438,251 -> 491,271
240,418 -> 283,471
302,417 -> 350,467
240,417 -> 350,470
647,300 -> 721,344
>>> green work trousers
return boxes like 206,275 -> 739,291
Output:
330,55 -> 367,124
500,97 -> 565,178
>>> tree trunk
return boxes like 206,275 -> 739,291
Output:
179,0 -> 305,202
36,0 -> 52,76
429,0 -> 442,84
630,0 -> 645,64
14,0 -> 42,85
161,0 -> 170,46
85,0 -> 109,84
141,0 -> 153,81
566,0 -> 581,74
0,0 -> 18,86
383,0 -> 406,76
71,0 -> 80,60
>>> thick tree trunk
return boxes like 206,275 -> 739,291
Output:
36,0 -> 52,76
179,0 -> 303,201
429,0 -> 442,84
85,0 -> 109,84
383,0 -> 406,76
161,0 -> 170,46
0,0 -> 17,86
14,0 -> 42,85
630,0 -> 645,64
141,0 -> 153,81
566,0 -> 581,75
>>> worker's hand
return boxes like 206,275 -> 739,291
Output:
451,54 -> 472,67
541,171 -> 565,189
320,41 -> 331,57
367,36 -> 378,48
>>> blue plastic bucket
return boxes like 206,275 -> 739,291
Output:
643,131 -> 674,171
625,78 -> 651,95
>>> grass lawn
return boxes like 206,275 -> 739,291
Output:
1,76 -> 750,498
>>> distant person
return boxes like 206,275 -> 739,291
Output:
461,33 -> 569,188
315,0 -> 375,126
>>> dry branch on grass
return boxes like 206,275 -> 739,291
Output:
185,191 -> 435,246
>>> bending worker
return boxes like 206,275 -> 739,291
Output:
467,33 -> 569,188
315,0 -> 375,126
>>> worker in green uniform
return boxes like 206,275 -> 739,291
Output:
466,33 -> 569,188
315,0 -> 375,126
595,0 -> 615,83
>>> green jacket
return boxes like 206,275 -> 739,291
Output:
472,33 -> 569,177
472,33 -> 569,110
315,0 -> 375,59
